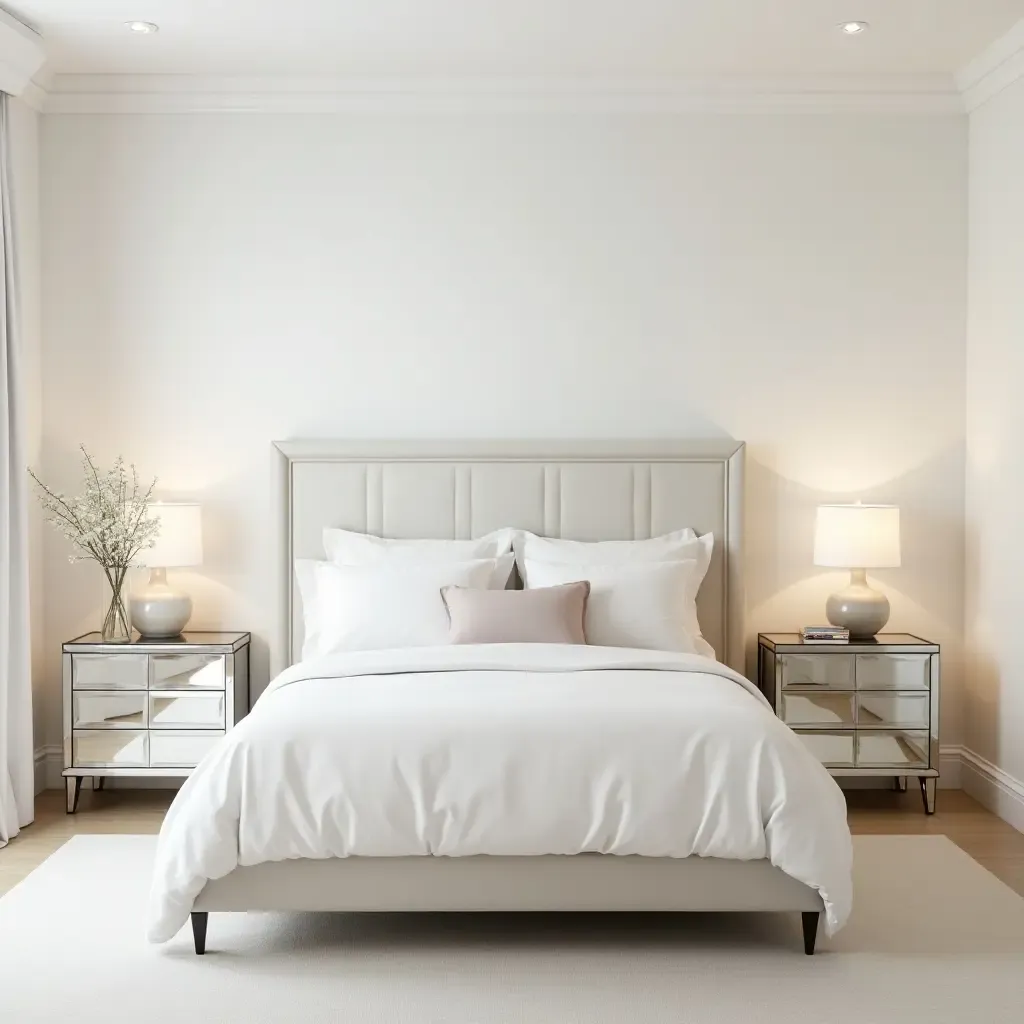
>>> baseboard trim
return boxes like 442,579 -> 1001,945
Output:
34,744 -> 61,794
939,745 -> 963,789
955,746 -> 1024,834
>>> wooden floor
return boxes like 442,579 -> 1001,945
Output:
2,787 -> 1024,899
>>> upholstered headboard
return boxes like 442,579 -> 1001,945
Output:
271,440 -> 745,676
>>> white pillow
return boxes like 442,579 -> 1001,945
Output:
296,555 -> 515,658
514,528 -> 711,573
522,559 -> 714,658
324,527 -> 513,565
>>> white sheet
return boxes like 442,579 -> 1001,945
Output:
147,645 -> 853,942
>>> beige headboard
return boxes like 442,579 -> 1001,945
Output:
271,440 -> 745,676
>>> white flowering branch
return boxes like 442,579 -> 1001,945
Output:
29,446 -> 160,571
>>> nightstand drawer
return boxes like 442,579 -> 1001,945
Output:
856,691 -> 929,729
72,729 -> 148,767
72,654 -> 147,690
72,691 -> 146,729
856,731 -> 929,768
148,691 -> 225,730
794,730 -> 855,768
150,654 -> 226,690
781,692 -> 855,728
779,653 -> 855,690
856,654 -> 930,690
149,730 -> 224,768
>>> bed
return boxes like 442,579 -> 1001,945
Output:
148,440 -> 852,955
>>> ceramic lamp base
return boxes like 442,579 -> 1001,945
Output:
825,568 -> 890,639
129,567 -> 192,638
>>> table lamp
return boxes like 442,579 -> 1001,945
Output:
813,503 -> 900,638
130,502 -> 203,638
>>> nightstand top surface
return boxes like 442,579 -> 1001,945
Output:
64,630 -> 250,652
759,631 -> 937,651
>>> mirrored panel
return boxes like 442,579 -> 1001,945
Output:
149,691 -> 224,730
780,654 -> 855,690
150,654 -> 225,690
149,730 -> 224,768
856,654 -> 930,690
857,692 -> 929,730
72,729 -> 148,767
794,730 -> 855,768
72,654 -> 147,690
72,691 -> 146,730
781,692 -> 855,728
856,731 -> 929,768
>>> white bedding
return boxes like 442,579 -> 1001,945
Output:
147,645 -> 853,942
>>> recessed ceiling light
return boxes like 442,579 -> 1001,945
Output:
125,21 -> 159,34
839,21 -> 869,35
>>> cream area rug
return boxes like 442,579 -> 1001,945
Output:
1,835 -> 1022,1024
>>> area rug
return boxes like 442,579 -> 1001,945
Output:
1,834 -> 1021,1023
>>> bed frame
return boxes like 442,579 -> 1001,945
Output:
191,439 -> 825,954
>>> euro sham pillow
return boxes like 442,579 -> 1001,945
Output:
441,581 -> 590,645
324,527 -> 514,565
296,555 -> 515,658
514,528 -> 712,573
521,558 -> 714,658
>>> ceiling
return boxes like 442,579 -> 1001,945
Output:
7,0 -> 1024,79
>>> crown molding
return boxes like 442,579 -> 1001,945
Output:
18,77 -> 46,111
40,73 -> 964,115
957,16 -> 1024,111
0,7 -> 45,97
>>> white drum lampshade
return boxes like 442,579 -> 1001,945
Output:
130,503 -> 203,638
814,504 -> 900,638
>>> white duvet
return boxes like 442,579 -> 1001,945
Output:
148,645 -> 853,942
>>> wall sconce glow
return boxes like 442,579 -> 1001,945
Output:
839,21 -> 869,35
125,21 -> 160,34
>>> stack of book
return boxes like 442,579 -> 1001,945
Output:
801,626 -> 850,644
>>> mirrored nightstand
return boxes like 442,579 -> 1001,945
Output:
62,631 -> 251,813
757,632 -> 940,814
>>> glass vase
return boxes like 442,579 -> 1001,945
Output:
100,566 -> 132,643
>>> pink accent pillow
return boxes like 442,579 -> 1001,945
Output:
441,581 -> 590,645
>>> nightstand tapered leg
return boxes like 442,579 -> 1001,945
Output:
893,776 -> 907,792
920,777 -> 937,815
65,776 -> 81,814
94,776 -> 105,792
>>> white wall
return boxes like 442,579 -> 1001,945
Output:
39,110 -> 967,751
965,74 -> 1024,814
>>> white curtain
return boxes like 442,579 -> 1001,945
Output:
0,93 -> 33,848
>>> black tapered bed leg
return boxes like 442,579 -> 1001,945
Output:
191,912 -> 208,955
802,911 -> 820,955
